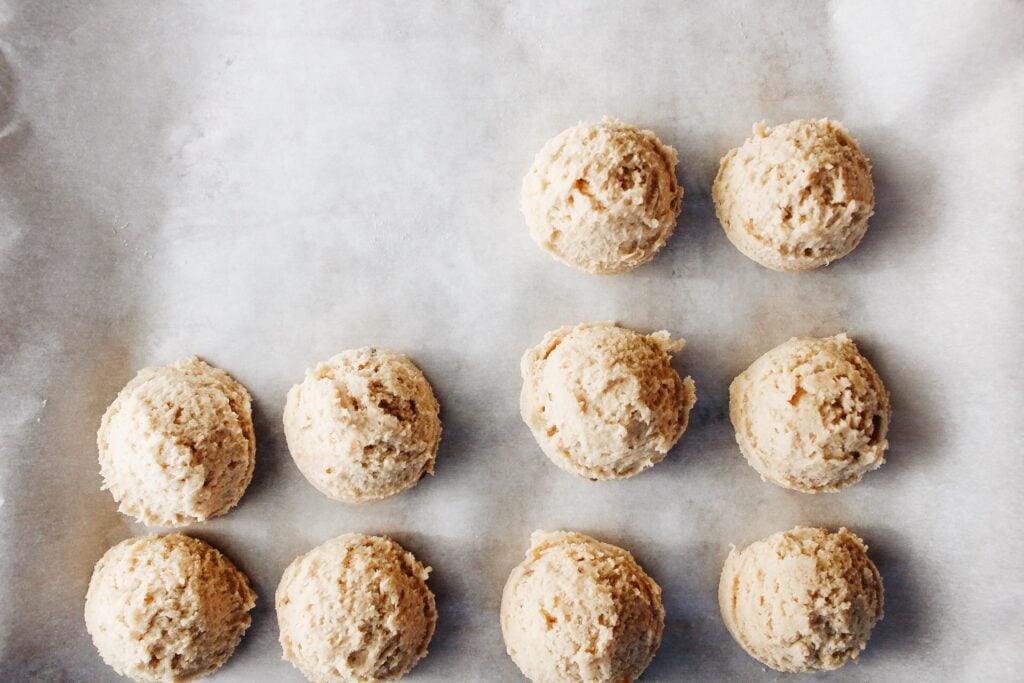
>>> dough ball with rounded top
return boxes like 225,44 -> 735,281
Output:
713,118 -> 874,271
719,526 -> 884,672
729,334 -> 890,493
283,348 -> 441,503
522,117 -> 682,274
97,357 -> 256,527
501,530 -> 664,683
275,533 -> 436,683
84,533 -> 256,683
520,322 -> 696,480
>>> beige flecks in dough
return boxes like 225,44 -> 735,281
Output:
522,118 -> 683,274
97,357 -> 255,527
520,322 -> 696,480
501,530 -> 664,683
713,118 -> 874,271
84,533 -> 256,683
719,526 -> 884,673
275,533 -> 436,683
283,348 -> 441,504
729,334 -> 890,493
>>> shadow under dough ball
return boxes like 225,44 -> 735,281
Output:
283,347 -> 442,503
520,322 -> 696,480
729,333 -> 890,492
275,534 -> 436,683
713,118 -> 874,271
521,117 -> 682,275
84,534 -> 256,683
97,357 -> 256,527
501,531 -> 664,683
719,526 -> 884,673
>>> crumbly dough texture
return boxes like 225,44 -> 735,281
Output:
719,527 -> 884,673
522,117 -> 682,274
729,334 -> 890,493
97,357 -> 256,527
275,534 -> 436,683
713,118 -> 874,271
501,530 -> 664,683
283,348 -> 441,503
520,322 -> 696,480
84,534 -> 256,683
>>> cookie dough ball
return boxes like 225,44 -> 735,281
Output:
729,334 -> 890,493
719,527 -> 884,672
520,322 -> 696,480
501,531 -> 664,683
713,119 -> 874,271
283,348 -> 441,504
522,118 -> 682,274
97,357 -> 256,527
276,534 -> 436,682
84,534 -> 256,682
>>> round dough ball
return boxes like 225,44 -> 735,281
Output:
729,334 -> 890,493
283,348 -> 441,503
97,357 -> 256,527
520,322 -> 696,480
84,533 -> 256,683
719,526 -> 884,672
713,118 -> 874,271
501,530 -> 664,683
522,117 -> 682,274
276,534 -> 436,683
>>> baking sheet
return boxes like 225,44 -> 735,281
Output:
1,1 -> 1022,680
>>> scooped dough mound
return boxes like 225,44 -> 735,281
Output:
520,322 -> 696,480
501,530 -> 664,683
275,534 -> 436,683
729,334 -> 890,493
713,119 -> 874,271
283,348 -> 441,503
522,117 -> 682,274
97,357 -> 256,527
719,526 -> 884,673
84,533 -> 256,683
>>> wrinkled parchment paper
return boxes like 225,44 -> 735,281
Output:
2,1 -> 1022,680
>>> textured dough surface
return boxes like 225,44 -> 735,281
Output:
521,322 -> 696,480
275,534 -> 436,683
501,530 -> 664,683
283,348 -> 441,503
97,357 -> 255,527
729,334 -> 889,492
84,534 -> 256,683
713,118 -> 874,271
522,117 -> 682,274
719,527 -> 884,673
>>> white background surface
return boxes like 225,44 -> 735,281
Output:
1,1 -> 1022,681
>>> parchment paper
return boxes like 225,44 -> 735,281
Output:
2,1 -> 1022,680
